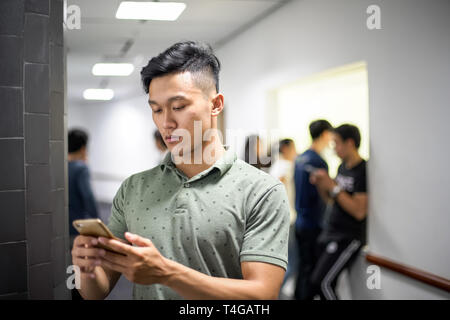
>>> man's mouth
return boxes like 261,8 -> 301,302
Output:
165,135 -> 182,143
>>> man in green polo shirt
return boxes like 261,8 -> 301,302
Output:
71,41 -> 290,300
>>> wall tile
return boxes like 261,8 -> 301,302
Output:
51,190 -> 65,237
51,237 -> 66,286
24,63 -> 50,114
50,44 -> 64,93
50,91 -> 64,140
53,281 -> 70,300
25,114 -> 49,164
0,242 -> 27,295
0,191 -> 26,242
0,36 -> 23,87
29,262 -> 53,299
25,0 -> 49,15
0,87 -> 23,138
0,139 -> 24,190
27,214 -> 52,265
50,141 -> 64,189
24,114 -> 49,165
0,292 -> 28,300
49,0 -> 63,46
24,13 -> 49,64
26,165 -> 51,214
0,0 -> 25,36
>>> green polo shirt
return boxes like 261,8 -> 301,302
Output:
107,147 -> 290,300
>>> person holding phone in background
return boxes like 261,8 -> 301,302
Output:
71,41 -> 290,300
309,124 -> 368,300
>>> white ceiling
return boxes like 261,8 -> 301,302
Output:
66,0 -> 289,105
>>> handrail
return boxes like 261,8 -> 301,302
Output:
366,252 -> 450,292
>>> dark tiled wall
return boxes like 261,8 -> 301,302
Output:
0,0 -> 69,300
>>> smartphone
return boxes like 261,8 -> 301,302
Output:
72,218 -> 127,255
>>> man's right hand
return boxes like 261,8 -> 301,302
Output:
71,235 -> 106,279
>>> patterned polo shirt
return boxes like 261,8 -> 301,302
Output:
107,147 -> 290,299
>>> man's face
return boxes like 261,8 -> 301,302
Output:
333,134 -> 347,160
282,142 -> 297,161
148,72 -> 221,157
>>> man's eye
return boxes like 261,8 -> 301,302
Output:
174,105 -> 186,111
153,109 -> 162,113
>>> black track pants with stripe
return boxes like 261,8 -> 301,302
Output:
309,236 -> 362,300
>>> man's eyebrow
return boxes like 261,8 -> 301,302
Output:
148,95 -> 189,107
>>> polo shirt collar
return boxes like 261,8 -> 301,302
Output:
159,145 -> 236,178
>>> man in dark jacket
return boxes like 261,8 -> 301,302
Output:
68,129 -> 99,243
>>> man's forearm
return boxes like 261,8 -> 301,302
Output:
163,260 -> 278,300
335,191 -> 366,220
78,267 -> 112,300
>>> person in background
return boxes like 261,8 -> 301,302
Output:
269,139 -> 298,298
68,128 -> 99,301
309,124 -> 368,300
153,129 -> 168,163
294,119 -> 333,300
68,129 -> 99,246
244,134 -> 271,172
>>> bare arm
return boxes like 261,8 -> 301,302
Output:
310,169 -> 367,219
164,261 -> 285,300
334,192 -> 368,221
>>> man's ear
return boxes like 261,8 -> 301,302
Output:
211,93 -> 224,117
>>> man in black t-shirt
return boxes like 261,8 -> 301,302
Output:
308,124 -> 368,300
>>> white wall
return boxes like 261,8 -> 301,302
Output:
216,0 -> 450,298
68,94 -> 162,202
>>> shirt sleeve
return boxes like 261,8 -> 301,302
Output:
240,183 -> 290,270
76,166 -> 99,219
353,163 -> 367,193
107,178 -> 129,241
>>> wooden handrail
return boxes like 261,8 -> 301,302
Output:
366,252 -> 450,292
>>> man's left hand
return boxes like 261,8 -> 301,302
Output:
97,232 -> 171,285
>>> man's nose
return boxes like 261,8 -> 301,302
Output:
162,109 -> 176,129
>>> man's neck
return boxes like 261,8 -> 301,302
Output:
310,140 -> 325,154
173,142 -> 226,179
68,153 -> 85,162
344,151 -> 362,169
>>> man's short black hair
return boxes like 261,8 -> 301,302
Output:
68,129 -> 88,153
279,138 -> 294,153
309,119 -> 333,140
140,41 -> 221,94
334,124 -> 361,149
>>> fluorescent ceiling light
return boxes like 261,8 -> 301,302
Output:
92,63 -> 134,76
83,89 -> 114,101
115,1 -> 186,21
